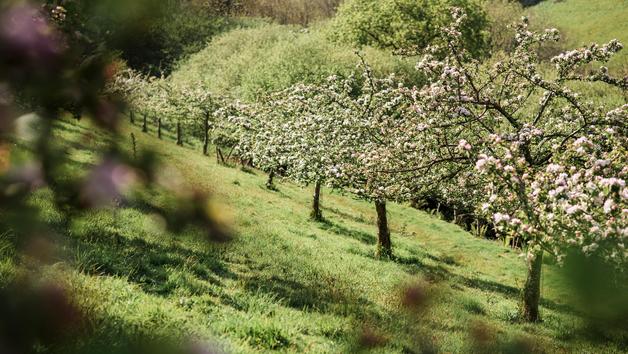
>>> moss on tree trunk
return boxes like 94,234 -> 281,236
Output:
266,170 -> 275,190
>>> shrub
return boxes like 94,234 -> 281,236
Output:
330,0 -> 491,57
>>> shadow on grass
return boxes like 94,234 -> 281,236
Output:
66,195 -> 236,297
396,248 -> 579,317
322,206 -> 370,225
70,229 -> 235,295
317,219 -> 376,245
241,273 -> 384,321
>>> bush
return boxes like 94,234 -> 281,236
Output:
330,0 -> 491,57
482,0 -> 525,52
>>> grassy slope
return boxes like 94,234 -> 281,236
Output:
527,0 -> 628,72
1,117 -> 624,353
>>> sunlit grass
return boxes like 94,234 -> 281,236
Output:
1,117 -> 624,353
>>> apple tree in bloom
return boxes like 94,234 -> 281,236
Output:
106,68 -> 145,125
171,85 -> 216,155
212,99 -> 250,165
408,9 -> 627,321
299,62 -> 416,258
265,82 -> 357,221
230,97 -> 294,190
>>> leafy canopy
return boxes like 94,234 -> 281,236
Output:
330,0 -> 490,57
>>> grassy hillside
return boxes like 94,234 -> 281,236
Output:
527,0 -> 628,73
1,118 -> 625,353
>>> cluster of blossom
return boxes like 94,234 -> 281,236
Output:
475,127 -> 627,264
550,40 -> 623,77
407,9 -> 627,266
50,5 -> 66,23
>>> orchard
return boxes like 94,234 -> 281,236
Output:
2,1 -> 627,353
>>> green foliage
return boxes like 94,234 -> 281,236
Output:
130,6 -> 233,75
482,0 -> 525,52
171,22 -> 422,101
330,0 -> 490,56
44,0 -> 242,75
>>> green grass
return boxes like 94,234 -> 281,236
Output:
527,0 -> 628,73
0,117 -> 626,353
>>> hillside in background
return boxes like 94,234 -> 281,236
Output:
170,22 -> 420,101
172,0 -> 628,102
527,0 -> 628,72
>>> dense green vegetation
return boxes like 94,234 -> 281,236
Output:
1,117 -> 625,353
171,22 -> 421,101
330,0 -> 490,56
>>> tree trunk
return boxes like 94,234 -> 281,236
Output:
130,110 -> 135,124
311,180 -> 323,221
176,122 -> 183,146
225,146 -> 235,162
157,117 -> 162,139
521,251 -> 543,322
142,113 -> 148,133
203,112 -> 210,156
375,200 -> 392,258
218,149 -> 225,164
266,170 -> 275,190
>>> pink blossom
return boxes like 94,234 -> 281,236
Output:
546,164 -> 563,173
603,199 -> 615,214
493,213 -> 510,223
457,139 -> 472,151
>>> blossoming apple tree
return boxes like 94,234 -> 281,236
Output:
295,63 -> 416,258
407,9 -> 627,321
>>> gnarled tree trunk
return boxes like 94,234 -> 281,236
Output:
521,251 -> 543,322
375,200 -> 392,258
311,180 -> 323,221
176,122 -> 183,146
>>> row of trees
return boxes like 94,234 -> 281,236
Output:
113,11 -> 627,323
